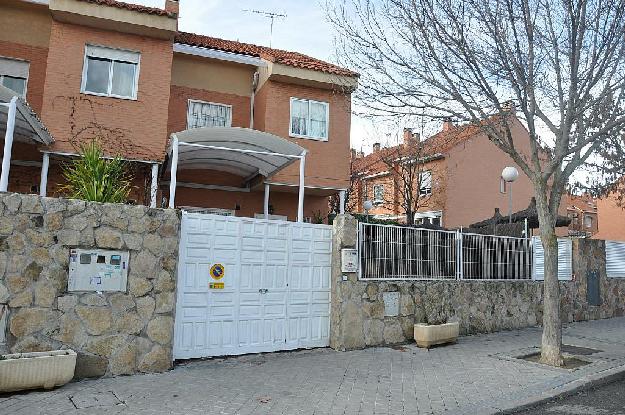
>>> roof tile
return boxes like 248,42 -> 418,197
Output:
76,0 -> 175,17
175,32 -> 358,77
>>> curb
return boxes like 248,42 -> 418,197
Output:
495,363 -> 625,414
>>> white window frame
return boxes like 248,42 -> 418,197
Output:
372,184 -> 385,205
0,56 -> 29,98
289,97 -> 330,141
186,99 -> 233,129
80,44 -> 141,100
419,170 -> 433,196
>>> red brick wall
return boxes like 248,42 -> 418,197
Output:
254,80 -> 351,190
0,40 -> 48,114
40,20 -> 173,162
167,85 -> 251,134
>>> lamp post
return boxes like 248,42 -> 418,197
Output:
363,200 -> 373,223
501,167 -> 519,224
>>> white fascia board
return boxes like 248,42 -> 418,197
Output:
173,43 -> 267,67
363,171 -> 390,180
22,0 -> 49,4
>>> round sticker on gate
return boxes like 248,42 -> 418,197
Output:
210,264 -> 225,280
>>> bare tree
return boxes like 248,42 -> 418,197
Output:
329,0 -> 625,366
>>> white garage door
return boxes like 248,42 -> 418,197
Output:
173,212 -> 332,359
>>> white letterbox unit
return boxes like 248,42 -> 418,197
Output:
68,249 -> 130,292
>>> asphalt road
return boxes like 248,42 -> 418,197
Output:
513,378 -> 625,414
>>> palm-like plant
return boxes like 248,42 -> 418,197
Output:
61,140 -> 132,203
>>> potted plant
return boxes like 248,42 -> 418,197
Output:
413,303 -> 459,348
0,350 -> 77,392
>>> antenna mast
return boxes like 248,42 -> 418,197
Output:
243,9 -> 287,48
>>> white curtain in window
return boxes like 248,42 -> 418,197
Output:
291,99 -> 309,136
111,61 -> 136,97
309,101 -> 327,138
419,171 -> 432,194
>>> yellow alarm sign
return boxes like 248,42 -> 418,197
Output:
210,263 -> 225,280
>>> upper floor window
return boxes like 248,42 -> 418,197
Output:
187,100 -> 232,129
0,56 -> 29,97
290,97 -> 329,141
81,45 -> 140,99
419,170 -> 432,196
373,184 -> 385,204
584,215 -> 593,228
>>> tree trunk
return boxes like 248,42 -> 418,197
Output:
536,198 -> 564,367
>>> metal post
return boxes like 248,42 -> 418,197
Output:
150,163 -> 159,208
264,183 -> 270,219
39,152 -> 49,197
339,190 -> 346,214
508,183 -> 513,224
168,135 -> 179,209
0,97 -> 18,192
297,151 -> 306,222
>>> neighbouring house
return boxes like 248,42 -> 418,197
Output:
0,0 -> 357,223
594,188 -> 625,241
350,114 -> 536,228
564,193 -> 598,238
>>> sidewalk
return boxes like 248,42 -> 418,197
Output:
1,317 -> 624,415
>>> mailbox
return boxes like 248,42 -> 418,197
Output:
68,248 -> 129,292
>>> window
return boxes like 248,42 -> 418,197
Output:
584,215 -> 593,228
373,184 -> 385,204
0,56 -> 29,97
81,45 -> 140,99
414,211 -> 443,226
187,100 -> 232,129
290,97 -> 329,140
419,170 -> 432,196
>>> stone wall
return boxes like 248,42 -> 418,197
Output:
330,215 -> 625,350
0,193 -> 180,377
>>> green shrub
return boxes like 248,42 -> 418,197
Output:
60,140 -> 133,203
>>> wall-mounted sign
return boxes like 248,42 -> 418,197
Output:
68,248 -> 129,292
209,282 -> 225,290
210,264 -> 225,280
341,249 -> 358,273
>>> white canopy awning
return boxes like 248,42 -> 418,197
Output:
166,127 -> 308,222
165,127 -> 305,178
0,84 -> 53,145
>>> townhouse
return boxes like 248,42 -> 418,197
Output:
350,115 -> 536,228
0,0 -> 357,222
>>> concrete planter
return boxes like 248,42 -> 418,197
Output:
0,350 -> 76,392
414,322 -> 459,348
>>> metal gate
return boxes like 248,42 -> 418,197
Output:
173,212 -> 332,359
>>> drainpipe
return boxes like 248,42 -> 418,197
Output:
250,71 -> 259,129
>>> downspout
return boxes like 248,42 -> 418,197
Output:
250,71 -> 260,129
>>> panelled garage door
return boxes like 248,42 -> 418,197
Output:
173,212 -> 332,359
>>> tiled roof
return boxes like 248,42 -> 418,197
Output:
352,122 -> 482,174
175,32 -> 359,77
76,0 -> 175,17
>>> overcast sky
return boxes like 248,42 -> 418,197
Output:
130,0 -> 379,151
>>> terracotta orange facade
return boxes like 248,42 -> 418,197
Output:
0,0 -> 356,223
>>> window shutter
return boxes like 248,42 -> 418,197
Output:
86,45 -> 140,63
606,241 -> 625,278
0,57 -> 29,78
532,237 -> 572,281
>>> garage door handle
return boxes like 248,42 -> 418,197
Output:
259,289 -> 268,294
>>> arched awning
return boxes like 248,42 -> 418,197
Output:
165,127 -> 306,178
166,127 -> 308,222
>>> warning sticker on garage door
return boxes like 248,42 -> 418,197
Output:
210,264 -> 225,280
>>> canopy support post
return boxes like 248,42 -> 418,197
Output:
39,152 -> 49,197
297,151 -> 306,223
264,183 -> 270,219
150,163 -> 159,208
168,135 -> 179,209
0,97 -> 18,192
339,190 -> 346,214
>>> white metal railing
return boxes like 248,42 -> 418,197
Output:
358,222 -> 532,280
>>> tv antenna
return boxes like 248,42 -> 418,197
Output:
243,9 -> 287,48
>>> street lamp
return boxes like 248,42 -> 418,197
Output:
363,200 -> 373,223
501,167 -> 519,224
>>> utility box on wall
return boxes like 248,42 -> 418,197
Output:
68,249 -> 130,292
